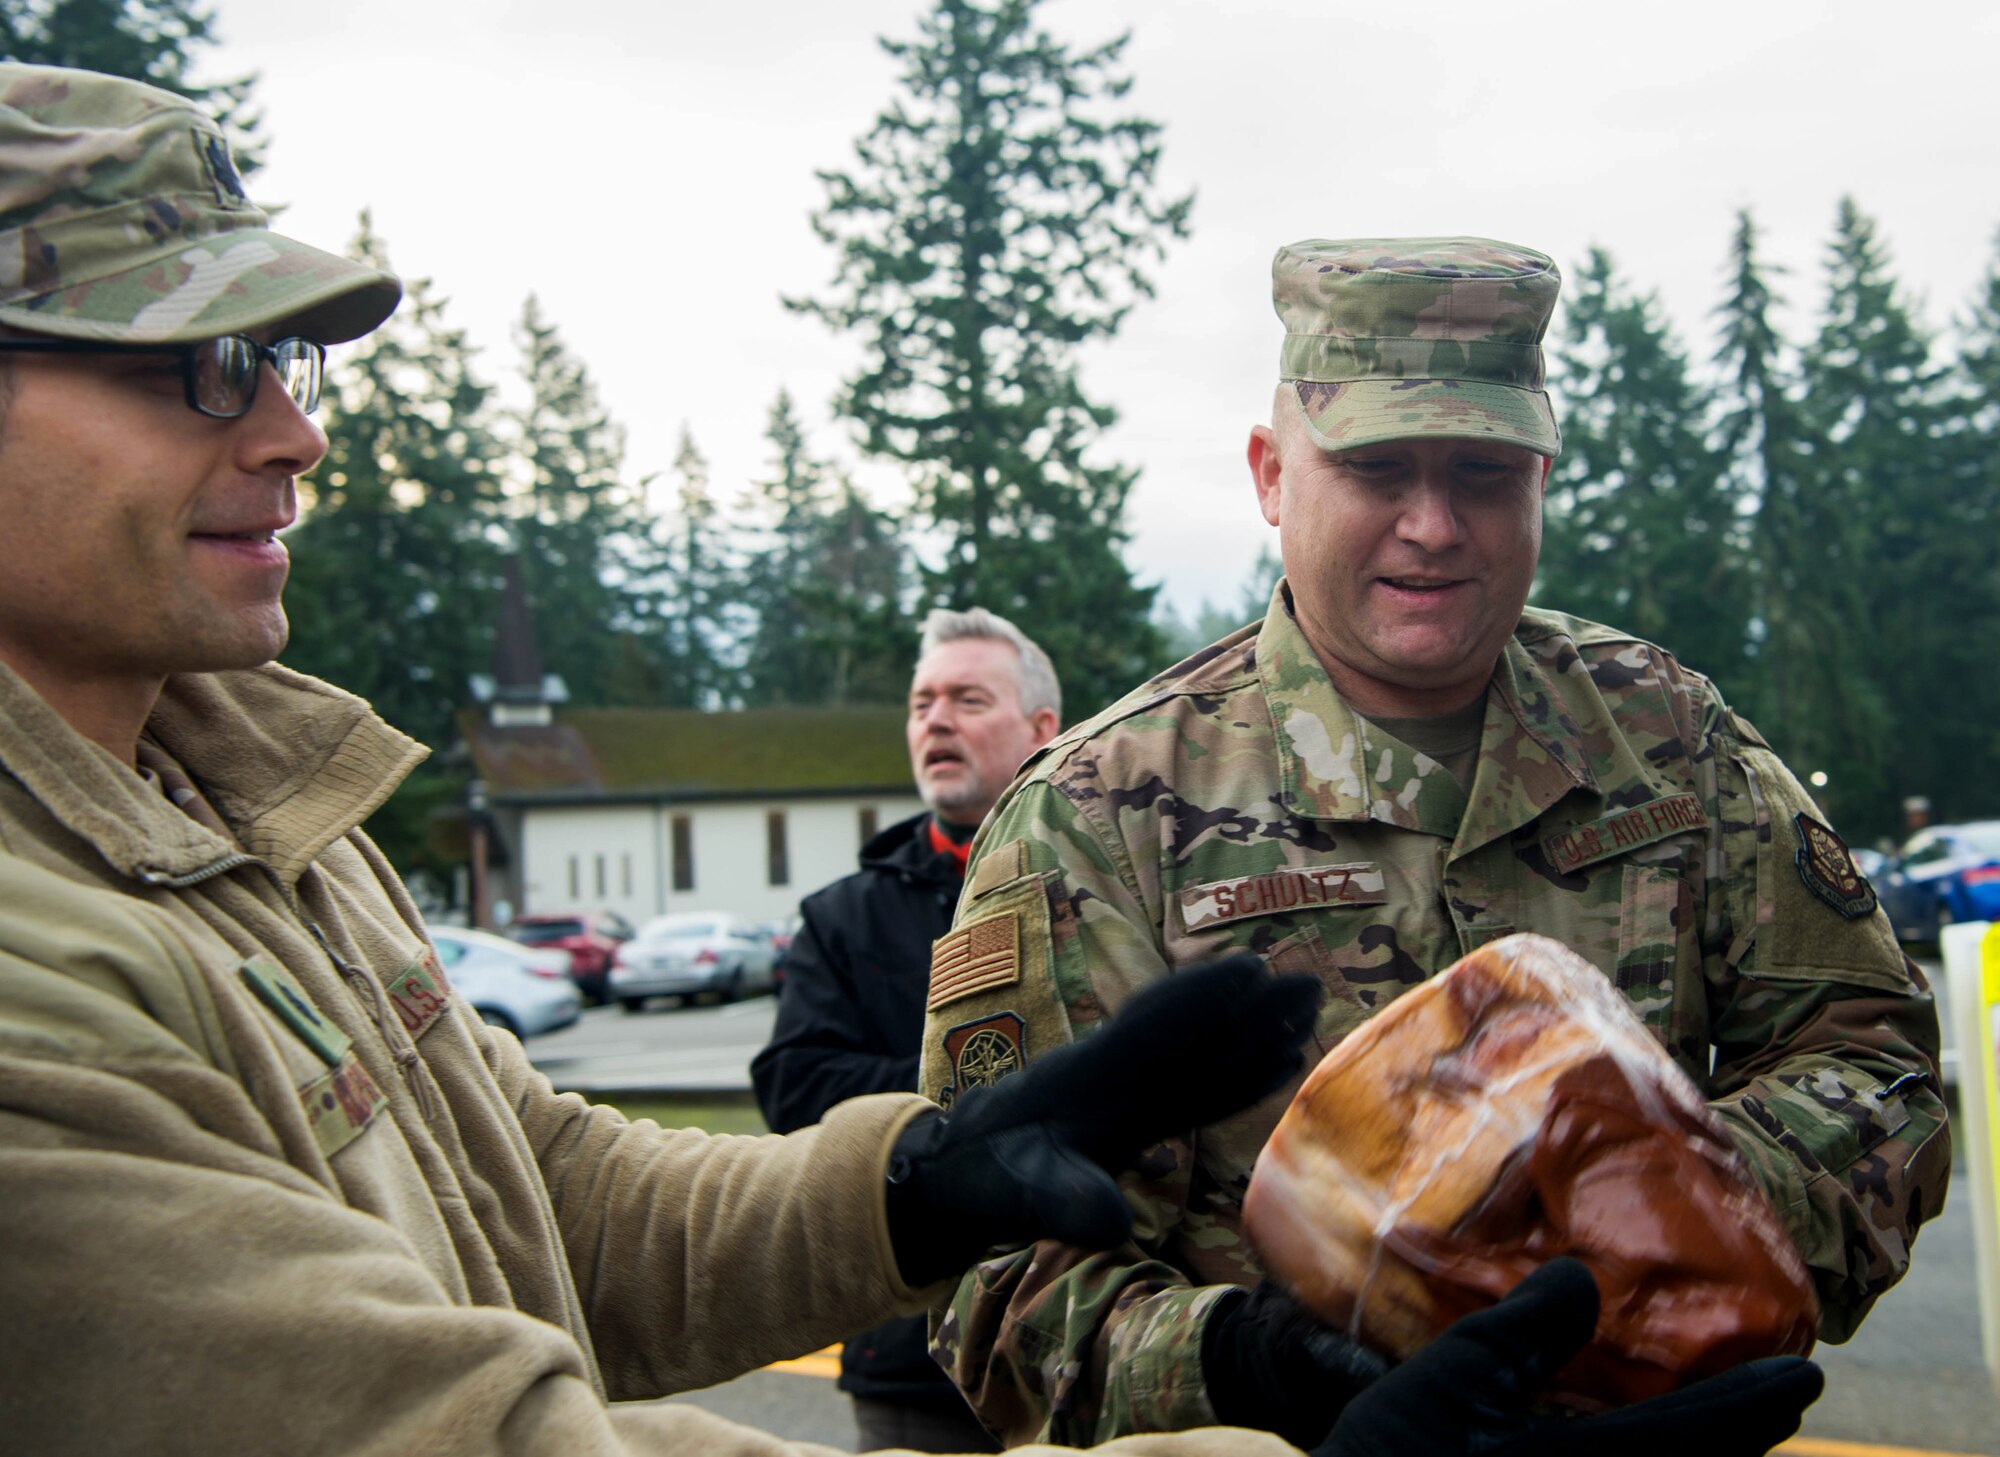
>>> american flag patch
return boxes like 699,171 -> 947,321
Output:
927,911 -> 1021,1012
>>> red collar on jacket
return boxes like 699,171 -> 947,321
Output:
926,817 -> 974,877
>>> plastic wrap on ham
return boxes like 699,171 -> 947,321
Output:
1241,932 -> 1817,1408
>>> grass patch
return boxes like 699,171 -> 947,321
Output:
586,1090 -> 770,1136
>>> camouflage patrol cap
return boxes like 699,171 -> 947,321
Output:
0,63 -> 400,344
1273,237 -> 1561,457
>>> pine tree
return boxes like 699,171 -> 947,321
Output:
287,214 -> 505,744
2,0 -> 264,170
657,427 -> 735,708
1962,227 -> 2000,420
508,296 -> 660,708
1541,248 -> 1746,682
1797,200 -> 1956,831
1712,210 -> 1831,760
790,0 -> 1186,715
284,215 -> 507,878
736,393 -> 821,706
799,481 -> 915,707
738,391 -> 911,706
1912,227 -> 2000,823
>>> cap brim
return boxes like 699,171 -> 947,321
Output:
0,228 -> 401,345
1294,378 -> 1560,458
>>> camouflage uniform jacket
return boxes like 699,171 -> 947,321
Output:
918,588 -> 1949,1447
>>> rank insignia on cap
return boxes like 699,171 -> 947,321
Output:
1795,812 -> 1877,919
939,1012 -> 1027,1111
927,911 -> 1021,1012
197,128 -> 248,210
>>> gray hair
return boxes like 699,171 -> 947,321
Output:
917,607 -> 1061,722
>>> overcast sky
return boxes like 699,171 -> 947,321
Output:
213,0 -> 2000,619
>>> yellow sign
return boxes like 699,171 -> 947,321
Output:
1984,922 -> 2000,1233
1943,920 -> 2000,1397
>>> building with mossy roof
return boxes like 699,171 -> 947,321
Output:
461,701 -> 922,930
455,558 -> 921,931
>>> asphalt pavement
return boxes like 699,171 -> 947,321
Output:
526,968 -> 2000,1454
526,993 -> 778,1094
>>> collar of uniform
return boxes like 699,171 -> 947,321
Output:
0,660 -> 425,886
1257,586 -> 1599,840
1258,588 -> 1466,834
0,657 -> 227,879
1450,623 -> 1601,859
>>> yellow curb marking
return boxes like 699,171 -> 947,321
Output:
758,1354 -> 1986,1457
764,1345 -> 841,1378
1780,1441 -> 1989,1457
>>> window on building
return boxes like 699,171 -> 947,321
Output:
621,853 -> 632,898
767,810 -> 790,887
671,815 -> 694,892
858,806 -> 879,844
567,855 -> 579,901
594,853 -> 606,899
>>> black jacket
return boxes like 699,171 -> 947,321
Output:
751,812 -> 966,1402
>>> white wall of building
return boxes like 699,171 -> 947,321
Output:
515,795 -> 924,926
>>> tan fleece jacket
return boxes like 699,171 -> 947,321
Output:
0,662 -> 1298,1457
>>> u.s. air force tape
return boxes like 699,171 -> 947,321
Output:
1541,794 -> 1709,875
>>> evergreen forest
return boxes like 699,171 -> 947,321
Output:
7,0 -> 1998,866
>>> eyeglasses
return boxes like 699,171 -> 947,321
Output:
0,334 -> 325,418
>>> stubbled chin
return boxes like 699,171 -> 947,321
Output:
187,602 -> 290,672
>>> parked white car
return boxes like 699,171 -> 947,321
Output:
428,925 -> 582,1039
609,912 -> 780,1011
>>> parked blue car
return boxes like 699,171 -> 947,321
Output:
1877,820 -> 2000,944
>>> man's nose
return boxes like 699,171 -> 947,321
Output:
1396,472 -> 1464,552
233,361 -> 329,476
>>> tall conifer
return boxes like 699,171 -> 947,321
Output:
286,216 -> 507,879
509,297 -> 660,708
657,428 -> 735,708
1712,211 -> 1829,763
1799,201 -> 1954,828
790,0 -> 1186,714
1542,248 -> 1745,681
738,392 -> 911,707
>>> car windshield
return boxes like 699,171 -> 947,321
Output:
514,919 -> 584,941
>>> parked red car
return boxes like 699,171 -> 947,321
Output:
506,911 -> 636,1007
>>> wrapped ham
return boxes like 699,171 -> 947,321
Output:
1241,932 -> 1817,1408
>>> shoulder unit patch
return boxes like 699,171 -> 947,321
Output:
1794,812 -> 1878,919
936,1011 -> 1027,1110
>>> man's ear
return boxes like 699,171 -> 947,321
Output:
1539,455 -> 1553,492
1029,706 -> 1060,748
1248,425 -> 1283,527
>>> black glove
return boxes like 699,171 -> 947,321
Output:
1312,1258 -> 1826,1457
1202,1279 -> 1391,1449
884,954 -> 1322,1286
